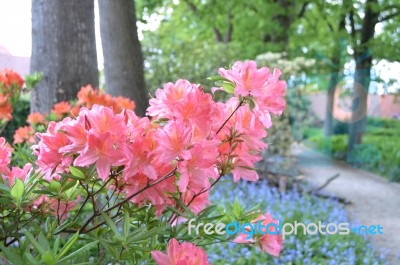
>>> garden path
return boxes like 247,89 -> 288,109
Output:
292,144 -> 400,265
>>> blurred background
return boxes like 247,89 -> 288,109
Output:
0,0 -> 399,264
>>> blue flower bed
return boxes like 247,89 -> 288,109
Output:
207,179 -> 388,265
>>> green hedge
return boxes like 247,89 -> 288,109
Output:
307,118 -> 400,182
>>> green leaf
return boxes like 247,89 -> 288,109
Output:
152,118 -> 169,125
100,212 -> 119,236
53,220 -> 78,235
56,232 -> 79,260
0,198 -> 12,204
0,183 -> 10,193
247,97 -> 256,110
99,239 -> 119,259
49,181 -> 61,193
60,179 -> 77,193
166,206 -> 190,219
24,252 -> 41,265
56,241 -> 98,264
42,250 -> 55,265
173,197 -> 194,217
33,190 -> 56,196
0,243 -> 25,264
123,213 -> 130,238
222,82 -> 235,94
10,179 -> 24,202
38,233 -> 50,251
128,226 -> 163,242
69,166 -> 86,180
53,235 -> 60,255
206,76 -> 232,83
25,72 -> 43,89
197,205 -> 218,219
25,232 -> 47,255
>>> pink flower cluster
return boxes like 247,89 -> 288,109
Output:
0,137 -> 32,186
33,60 -> 285,215
30,61 -> 286,263
0,137 -> 74,218
218,61 -> 286,128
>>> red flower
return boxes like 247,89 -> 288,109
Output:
0,68 -> 24,88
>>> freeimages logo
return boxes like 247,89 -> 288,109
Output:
188,219 -> 383,239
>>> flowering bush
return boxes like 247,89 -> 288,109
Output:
0,61 -> 286,264
0,69 -> 25,125
12,84 -> 136,145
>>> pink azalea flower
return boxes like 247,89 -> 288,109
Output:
84,105 -> 126,137
234,212 -> 283,257
218,61 -> 270,98
177,140 -> 219,193
5,163 -> 32,186
34,121 -> 73,179
254,69 -> 287,128
124,138 -> 158,180
218,61 -> 287,128
151,238 -> 210,265
125,110 -> 151,141
147,80 -> 217,139
153,120 -> 192,163
74,132 -> 123,180
0,137 -> 12,175
147,80 -> 198,119
259,69 -> 287,115
59,115 -> 87,154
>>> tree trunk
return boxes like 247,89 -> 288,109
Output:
323,69 -> 339,136
323,11 -> 346,137
98,0 -> 148,117
348,0 -> 378,153
30,0 -> 98,114
348,60 -> 372,153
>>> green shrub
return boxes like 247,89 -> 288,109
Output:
367,117 -> 400,130
333,120 -> 349,135
307,126 -> 400,181
308,134 -> 347,159
303,127 -> 322,139
367,127 -> 399,137
364,135 -> 400,181
348,143 -> 382,164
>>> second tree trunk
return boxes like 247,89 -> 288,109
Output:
99,0 -> 148,116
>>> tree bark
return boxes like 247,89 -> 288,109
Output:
30,0 -> 98,114
323,10 -> 346,137
98,0 -> 148,116
323,68 -> 339,136
348,0 -> 378,153
348,65 -> 371,153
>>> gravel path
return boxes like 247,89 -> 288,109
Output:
292,144 -> 400,265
